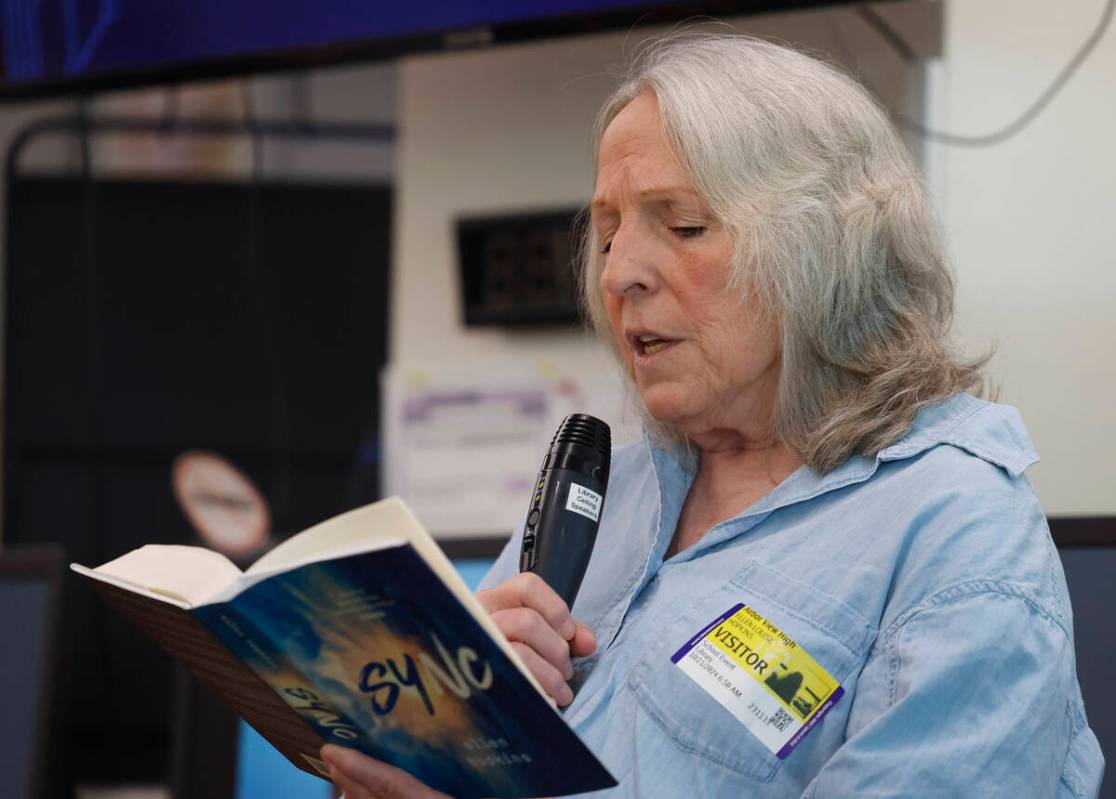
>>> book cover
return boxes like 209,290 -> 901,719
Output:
191,543 -> 615,798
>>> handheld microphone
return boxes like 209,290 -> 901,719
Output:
519,414 -> 611,609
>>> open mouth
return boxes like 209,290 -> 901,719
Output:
632,334 -> 679,357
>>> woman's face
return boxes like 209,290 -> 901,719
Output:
591,92 -> 781,438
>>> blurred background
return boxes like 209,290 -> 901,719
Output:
0,1 -> 1112,797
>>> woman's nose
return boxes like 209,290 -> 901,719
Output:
600,228 -> 659,297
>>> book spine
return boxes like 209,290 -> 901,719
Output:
193,601 -> 375,751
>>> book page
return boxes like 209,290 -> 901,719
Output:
245,498 -> 413,576
86,544 -> 242,606
246,499 -> 479,617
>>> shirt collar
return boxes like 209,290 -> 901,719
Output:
876,392 -> 1039,478
641,393 -> 1038,563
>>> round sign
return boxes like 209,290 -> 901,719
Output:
171,451 -> 271,558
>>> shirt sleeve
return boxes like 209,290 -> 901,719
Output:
802,584 -> 1088,799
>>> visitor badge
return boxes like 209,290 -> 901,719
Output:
671,603 -> 843,759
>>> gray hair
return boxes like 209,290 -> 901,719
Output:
578,33 -> 987,473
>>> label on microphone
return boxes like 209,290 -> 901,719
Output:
565,483 -> 603,522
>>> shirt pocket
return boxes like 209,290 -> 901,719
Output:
627,559 -> 876,783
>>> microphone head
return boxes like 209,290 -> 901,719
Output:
548,413 -> 611,484
552,413 -> 611,456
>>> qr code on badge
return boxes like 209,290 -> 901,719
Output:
768,707 -> 794,733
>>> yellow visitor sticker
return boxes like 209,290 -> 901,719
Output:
672,603 -> 843,758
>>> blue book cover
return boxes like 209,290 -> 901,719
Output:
74,498 -> 615,798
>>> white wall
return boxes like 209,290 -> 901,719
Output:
940,0 -> 1116,514
391,31 -> 619,373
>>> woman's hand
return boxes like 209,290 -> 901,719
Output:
321,745 -> 450,799
476,572 -> 597,706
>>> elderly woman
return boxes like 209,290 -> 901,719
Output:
323,35 -> 1104,798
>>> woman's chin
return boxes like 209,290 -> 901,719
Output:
639,389 -> 694,428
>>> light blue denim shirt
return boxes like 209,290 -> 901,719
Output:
480,394 -> 1104,798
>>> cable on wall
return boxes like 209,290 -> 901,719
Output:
856,0 -> 1115,148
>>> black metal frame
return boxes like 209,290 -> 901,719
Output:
0,0 -> 881,102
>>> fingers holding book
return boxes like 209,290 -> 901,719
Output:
321,744 -> 452,799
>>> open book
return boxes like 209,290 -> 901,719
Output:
71,497 -> 615,799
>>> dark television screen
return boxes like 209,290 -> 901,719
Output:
0,0 -> 851,99
0,0 -> 644,97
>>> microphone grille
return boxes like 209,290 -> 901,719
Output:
553,413 -> 611,459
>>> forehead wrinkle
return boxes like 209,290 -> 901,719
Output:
592,97 -> 704,222
592,185 -> 702,208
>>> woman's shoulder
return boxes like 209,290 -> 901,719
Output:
870,393 -> 1043,520
863,393 -> 1068,634
878,392 -> 1038,479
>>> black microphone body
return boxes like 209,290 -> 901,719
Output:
519,414 -> 610,609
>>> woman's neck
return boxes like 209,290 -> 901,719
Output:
667,438 -> 802,559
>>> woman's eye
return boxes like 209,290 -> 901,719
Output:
600,240 -> 612,255
672,226 -> 706,239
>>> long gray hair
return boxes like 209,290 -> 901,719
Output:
579,33 -> 987,473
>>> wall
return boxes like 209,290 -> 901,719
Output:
940,0 -> 1116,515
